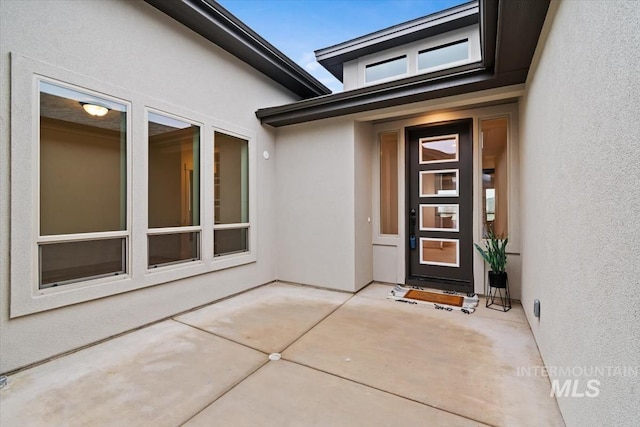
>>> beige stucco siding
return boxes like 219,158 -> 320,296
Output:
275,118 -> 358,291
519,1 -> 640,425
0,0 -> 297,372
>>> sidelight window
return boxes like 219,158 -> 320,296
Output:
480,117 -> 509,236
379,132 -> 399,235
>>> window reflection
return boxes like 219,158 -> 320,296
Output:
420,170 -> 458,197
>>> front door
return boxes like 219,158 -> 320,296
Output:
406,119 -> 473,292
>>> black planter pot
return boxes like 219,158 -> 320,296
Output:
488,271 -> 508,288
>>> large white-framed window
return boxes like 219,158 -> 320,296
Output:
147,110 -> 202,269
37,79 -> 132,290
10,53 -> 258,317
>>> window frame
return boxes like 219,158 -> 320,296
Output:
479,115 -> 511,238
10,53 -> 257,317
373,129 -> 403,245
36,78 -> 133,291
212,129 -> 255,261
145,108 -> 204,271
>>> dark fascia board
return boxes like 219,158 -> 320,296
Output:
257,0 -> 550,127
143,0 -> 331,98
315,1 -> 479,81
256,66 -> 530,127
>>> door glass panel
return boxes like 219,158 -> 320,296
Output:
420,238 -> 459,267
39,238 -> 126,288
420,204 -> 459,231
420,170 -> 458,197
148,232 -> 199,268
420,135 -> 458,163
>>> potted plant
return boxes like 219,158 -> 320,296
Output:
474,230 -> 508,288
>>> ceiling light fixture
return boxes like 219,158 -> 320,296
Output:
80,102 -> 109,117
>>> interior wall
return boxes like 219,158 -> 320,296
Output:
275,118 -> 356,291
148,132 -> 186,228
519,1 -> 640,425
216,134 -> 244,224
40,119 -> 123,235
0,0 -> 295,373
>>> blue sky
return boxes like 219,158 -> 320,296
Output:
218,0 -> 467,92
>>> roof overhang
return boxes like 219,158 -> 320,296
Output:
315,1 -> 480,82
256,0 -> 550,127
144,0 -> 331,99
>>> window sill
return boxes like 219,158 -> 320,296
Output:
11,252 -> 256,318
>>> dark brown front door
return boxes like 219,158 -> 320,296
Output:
406,119 -> 473,292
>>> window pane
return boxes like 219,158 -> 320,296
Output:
148,232 -> 199,267
420,170 -> 458,197
420,135 -> 458,163
39,81 -> 127,235
365,56 -> 407,83
481,118 -> 508,236
418,40 -> 469,70
214,228 -> 248,257
420,238 -> 459,267
148,112 -> 200,228
215,133 -> 248,225
379,132 -> 398,235
420,205 -> 459,231
40,238 -> 126,289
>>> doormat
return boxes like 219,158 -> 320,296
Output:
388,285 -> 479,314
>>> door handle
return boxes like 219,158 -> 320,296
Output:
409,208 -> 417,249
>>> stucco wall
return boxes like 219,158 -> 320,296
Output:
354,121 -> 373,290
275,118 -> 356,291
0,0 -> 297,372
519,1 -> 640,425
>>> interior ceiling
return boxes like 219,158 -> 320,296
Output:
40,93 -> 123,133
481,117 -> 507,156
41,93 -> 175,137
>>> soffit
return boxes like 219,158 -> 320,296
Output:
143,0 -> 331,99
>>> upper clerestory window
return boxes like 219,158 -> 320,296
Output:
418,39 -> 469,71
365,55 -> 407,83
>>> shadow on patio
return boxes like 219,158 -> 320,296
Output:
0,282 -> 564,426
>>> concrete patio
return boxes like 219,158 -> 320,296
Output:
0,282 -> 564,426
